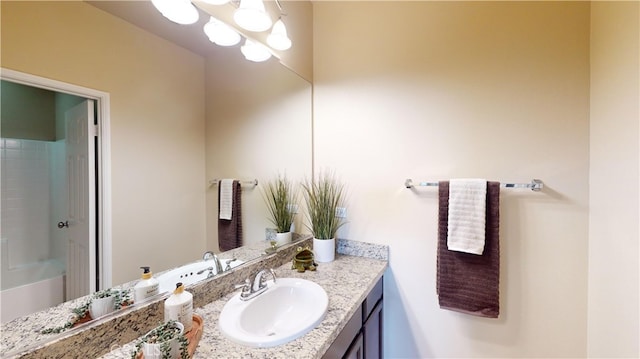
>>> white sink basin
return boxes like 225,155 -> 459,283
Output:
156,259 -> 244,294
218,278 -> 328,348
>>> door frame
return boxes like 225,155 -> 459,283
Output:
1,68 -> 113,290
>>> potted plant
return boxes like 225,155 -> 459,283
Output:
301,171 -> 347,262
89,288 -> 130,319
131,320 -> 188,359
262,173 -> 298,247
41,288 -> 131,334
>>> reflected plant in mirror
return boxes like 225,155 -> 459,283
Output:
262,173 -> 299,248
40,288 -> 131,335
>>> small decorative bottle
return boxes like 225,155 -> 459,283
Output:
133,266 -> 160,303
164,282 -> 193,332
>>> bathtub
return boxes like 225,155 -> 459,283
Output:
0,259 -> 65,323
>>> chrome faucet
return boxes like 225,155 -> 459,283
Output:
236,268 -> 277,301
203,251 -> 214,261
202,251 -> 223,274
252,268 -> 277,292
196,266 -> 215,278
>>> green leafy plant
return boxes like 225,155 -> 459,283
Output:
93,288 -> 131,310
131,320 -> 189,359
301,171 -> 347,240
262,173 -> 298,233
40,288 -> 131,335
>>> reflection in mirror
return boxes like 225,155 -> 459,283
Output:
0,0 -> 311,355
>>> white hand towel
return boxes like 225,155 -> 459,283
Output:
447,178 -> 487,255
219,179 -> 234,220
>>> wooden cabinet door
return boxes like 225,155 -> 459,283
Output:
344,332 -> 364,359
363,300 -> 383,359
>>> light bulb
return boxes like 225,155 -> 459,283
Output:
267,19 -> 292,51
204,17 -> 241,47
151,0 -> 199,25
233,0 -> 272,32
240,39 -> 272,62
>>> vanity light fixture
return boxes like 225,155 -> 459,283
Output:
266,18 -> 291,51
151,0 -> 199,25
233,0 -> 272,32
204,17 -> 241,46
241,38 -> 272,62
151,0 -> 289,62
202,0 -> 231,4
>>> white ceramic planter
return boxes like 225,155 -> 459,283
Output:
89,296 -> 115,319
142,321 -> 184,359
313,237 -> 335,263
275,232 -> 292,247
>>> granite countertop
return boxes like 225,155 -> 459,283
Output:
0,237 -> 300,358
0,281 -> 137,357
101,253 -> 388,359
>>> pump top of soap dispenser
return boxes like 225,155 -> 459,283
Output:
174,282 -> 184,294
140,266 -> 153,280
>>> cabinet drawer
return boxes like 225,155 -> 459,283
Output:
362,277 -> 383,322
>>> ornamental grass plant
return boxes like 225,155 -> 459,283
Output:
263,173 -> 298,234
301,171 -> 346,240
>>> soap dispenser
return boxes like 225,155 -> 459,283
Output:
164,282 -> 193,332
133,266 -> 160,303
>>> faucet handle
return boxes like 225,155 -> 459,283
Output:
196,266 -> 214,275
267,268 -> 277,283
235,279 -> 251,298
254,268 -> 277,291
224,258 -> 237,271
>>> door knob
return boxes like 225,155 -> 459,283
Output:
57,221 -> 69,229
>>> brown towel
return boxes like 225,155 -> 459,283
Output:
218,180 -> 243,252
436,181 -> 500,318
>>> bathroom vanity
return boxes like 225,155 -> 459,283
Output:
2,239 -> 387,358
186,256 -> 386,358
100,240 -> 388,359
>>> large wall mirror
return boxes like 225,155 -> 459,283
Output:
0,0 -> 312,347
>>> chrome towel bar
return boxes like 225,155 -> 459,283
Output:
405,178 -> 543,191
209,179 -> 259,188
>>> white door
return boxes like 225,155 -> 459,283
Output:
65,100 -> 96,300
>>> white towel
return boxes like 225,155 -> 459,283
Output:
447,179 -> 487,255
219,179 -> 234,220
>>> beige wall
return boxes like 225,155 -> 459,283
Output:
204,47 -> 312,252
1,1 -> 207,285
588,2 -> 640,357
314,2 -> 590,357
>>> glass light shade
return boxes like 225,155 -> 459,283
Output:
204,17 -> 241,47
202,0 -> 230,4
233,0 -> 272,32
266,19 -> 291,51
151,0 -> 199,25
240,39 -> 272,62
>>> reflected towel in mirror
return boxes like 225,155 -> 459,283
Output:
219,179 -> 234,220
218,180 -> 243,252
